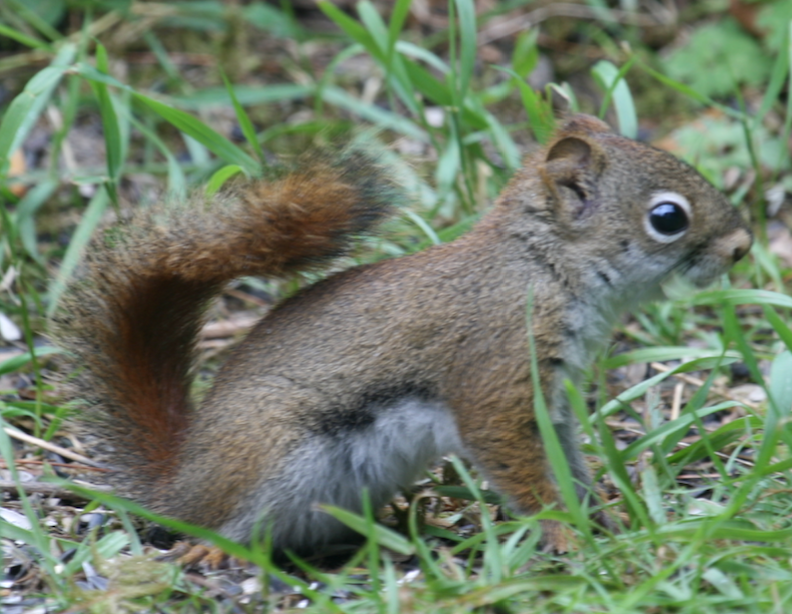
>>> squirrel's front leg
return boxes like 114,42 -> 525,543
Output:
552,415 -> 618,533
450,380 -> 575,552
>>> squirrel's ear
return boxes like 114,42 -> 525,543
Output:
545,136 -> 595,168
541,134 -> 607,222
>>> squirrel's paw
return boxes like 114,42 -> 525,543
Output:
592,508 -> 623,535
158,541 -> 239,570
539,519 -> 577,554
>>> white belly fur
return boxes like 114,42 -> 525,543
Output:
220,398 -> 463,552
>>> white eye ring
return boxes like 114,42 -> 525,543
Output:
644,191 -> 692,244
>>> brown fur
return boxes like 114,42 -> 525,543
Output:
52,117 -> 751,554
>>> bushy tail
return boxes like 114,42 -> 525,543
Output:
51,146 -> 404,496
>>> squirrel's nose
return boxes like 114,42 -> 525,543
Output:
717,227 -> 752,263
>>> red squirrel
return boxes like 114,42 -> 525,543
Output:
53,115 -> 752,554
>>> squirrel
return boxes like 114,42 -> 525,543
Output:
52,115 -> 752,556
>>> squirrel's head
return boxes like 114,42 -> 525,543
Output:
535,114 -> 752,289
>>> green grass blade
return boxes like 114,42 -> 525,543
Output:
356,1 -> 388,51
356,1 -> 424,118
754,24 -> 790,127
640,465 -> 667,526
769,351 -> 792,419
621,402 -> 737,461
320,504 -> 415,556
512,29 -> 540,79
402,59 -> 454,106
602,346 -> 740,369
525,287 -> 594,544
693,288 -> 792,309
453,0 -> 477,101
0,23 -> 52,50
763,305 -> 792,351
221,72 -> 266,166
665,364 -> 724,465
205,164 -> 245,197
61,481 -> 271,566
449,455 -> 506,582
15,180 -> 58,264
666,416 -> 760,466
638,60 -> 748,122
594,356 -> 733,421
143,30 -> 183,84
62,531 -> 131,577
182,132 -> 211,167
0,347 -> 60,377
0,44 -> 75,171
594,399 -> 651,530
657,520 -> 792,543
4,0 -> 62,41
0,418 -> 59,580
592,59 -> 638,139
47,188 -> 110,317
92,43 -> 123,203
396,40 -> 450,73
133,94 -> 259,174
387,0 -> 413,60
72,62 -> 260,174
171,83 -> 315,109
482,109 -> 521,170
495,67 -> 555,144
124,112 -> 187,199
549,82 -> 581,113
720,303 -> 792,531
435,132 -> 461,196
321,86 -> 427,140
317,1 -> 382,61
566,379 -> 637,537
403,210 -> 442,246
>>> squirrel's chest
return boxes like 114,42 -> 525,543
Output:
530,298 -> 619,424
538,286 -> 626,391
557,257 -> 664,374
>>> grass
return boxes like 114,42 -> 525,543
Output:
1,1 -> 792,612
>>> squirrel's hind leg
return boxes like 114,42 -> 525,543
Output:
225,397 -> 462,555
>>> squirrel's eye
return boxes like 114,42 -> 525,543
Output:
644,192 -> 692,244
649,202 -> 688,235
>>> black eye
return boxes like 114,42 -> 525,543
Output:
649,202 -> 689,235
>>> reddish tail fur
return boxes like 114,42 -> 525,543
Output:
52,147 -> 404,500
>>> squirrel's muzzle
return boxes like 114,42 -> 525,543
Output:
716,227 -> 752,264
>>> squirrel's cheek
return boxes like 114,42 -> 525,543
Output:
683,256 -> 732,288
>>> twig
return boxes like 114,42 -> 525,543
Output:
671,381 -> 684,421
201,315 -> 260,340
1,458 -> 110,472
125,52 -> 217,66
3,427 -> 104,468
649,362 -> 761,410
223,287 -> 271,308
0,479 -> 109,499
605,422 -> 755,468
478,3 -> 673,46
